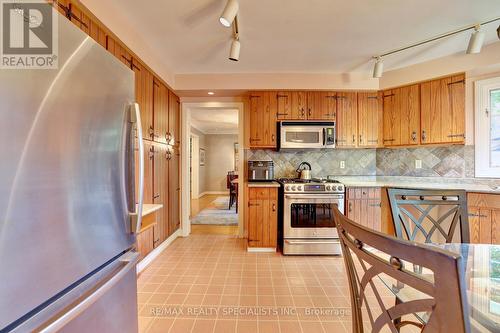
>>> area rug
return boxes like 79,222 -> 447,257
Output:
191,196 -> 238,225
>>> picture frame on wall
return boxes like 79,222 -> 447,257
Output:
199,148 -> 206,166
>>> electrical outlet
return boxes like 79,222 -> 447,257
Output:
415,160 -> 422,169
340,161 -> 345,169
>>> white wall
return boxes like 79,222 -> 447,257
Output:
205,134 -> 238,192
190,127 -> 207,195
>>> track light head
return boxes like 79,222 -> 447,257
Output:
373,57 -> 383,78
497,24 -> 500,40
467,25 -> 485,54
229,37 -> 240,61
219,0 -> 239,27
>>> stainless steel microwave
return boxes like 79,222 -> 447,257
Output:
279,121 -> 336,149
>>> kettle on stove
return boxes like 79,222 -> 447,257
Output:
296,162 -> 312,180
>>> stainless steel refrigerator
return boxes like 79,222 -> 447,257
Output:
0,7 -> 145,333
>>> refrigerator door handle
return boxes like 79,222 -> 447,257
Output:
38,252 -> 139,333
128,103 -> 144,234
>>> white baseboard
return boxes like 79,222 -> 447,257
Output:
137,229 -> 181,274
197,191 -> 229,198
247,247 -> 276,253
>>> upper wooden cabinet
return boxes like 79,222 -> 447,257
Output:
291,91 -> 308,120
307,92 -> 337,120
276,92 -> 292,120
336,92 -> 358,148
168,91 -> 181,146
383,84 -> 420,146
358,92 -> 383,148
249,92 -> 277,148
420,74 -> 465,145
132,59 -> 154,140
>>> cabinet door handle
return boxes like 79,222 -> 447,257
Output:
272,203 -> 276,212
422,130 -> 427,142
301,108 -> 305,117
368,203 -> 382,207
308,108 -> 312,117
276,113 -> 289,116
447,134 -> 465,138
348,202 -> 352,213
248,203 -> 260,207
153,194 -> 160,199
271,134 -> 275,142
411,131 -> 417,142
468,213 -> 488,218
352,135 -> 355,143
384,139 -> 395,142
359,134 -> 362,143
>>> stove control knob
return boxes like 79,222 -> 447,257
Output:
297,186 -> 302,191
291,186 -> 296,191
326,185 -> 331,191
338,185 -> 344,192
285,186 -> 290,191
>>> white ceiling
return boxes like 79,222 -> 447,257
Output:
89,0 -> 500,75
191,108 -> 239,134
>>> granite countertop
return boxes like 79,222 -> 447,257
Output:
334,176 -> 500,194
247,181 -> 281,188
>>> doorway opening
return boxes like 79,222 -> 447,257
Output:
188,107 -> 240,236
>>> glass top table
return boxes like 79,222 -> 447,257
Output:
376,243 -> 500,332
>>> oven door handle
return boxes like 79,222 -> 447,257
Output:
285,194 -> 344,200
285,239 -> 340,245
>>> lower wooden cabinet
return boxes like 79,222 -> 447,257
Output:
346,188 -> 382,231
247,187 -> 278,249
345,187 -> 394,235
136,225 -> 155,260
468,193 -> 500,244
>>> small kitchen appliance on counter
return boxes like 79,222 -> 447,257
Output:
248,160 -> 274,181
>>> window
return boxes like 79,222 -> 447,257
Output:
475,76 -> 500,177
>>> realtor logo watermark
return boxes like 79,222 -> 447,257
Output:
1,0 -> 58,68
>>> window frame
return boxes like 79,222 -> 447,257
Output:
475,76 -> 500,178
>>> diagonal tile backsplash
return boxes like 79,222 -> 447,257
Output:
246,145 -> 476,179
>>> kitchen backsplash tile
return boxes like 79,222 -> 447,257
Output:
246,149 -> 377,178
247,145 -> 477,179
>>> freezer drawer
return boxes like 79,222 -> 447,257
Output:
13,252 -> 139,333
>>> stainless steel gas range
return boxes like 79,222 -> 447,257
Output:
279,178 -> 345,255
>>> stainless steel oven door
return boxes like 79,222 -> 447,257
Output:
283,194 -> 344,238
280,125 -> 326,149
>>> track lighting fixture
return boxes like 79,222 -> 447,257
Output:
497,24 -> 500,40
229,37 -> 240,61
219,0 -> 239,27
466,25 -> 485,54
372,57 -> 383,78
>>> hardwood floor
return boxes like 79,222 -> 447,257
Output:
190,194 -> 220,217
191,224 -> 238,235
190,194 -> 238,236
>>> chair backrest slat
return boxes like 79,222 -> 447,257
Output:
388,188 -> 470,244
332,208 -> 470,333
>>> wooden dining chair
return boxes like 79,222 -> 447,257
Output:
332,208 -> 470,333
387,188 -> 470,244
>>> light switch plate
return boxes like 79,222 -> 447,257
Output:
415,160 -> 422,169
340,161 -> 345,169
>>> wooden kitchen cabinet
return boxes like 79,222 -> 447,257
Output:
249,92 -> 277,148
420,74 -> 465,144
291,91 -> 308,120
153,146 -> 169,246
133,59 -> 154,141
358,92 -> 383,148
346,188 -> 382,232
135,141 -> 154,204
168,90 -> 181,146
153,79 -> 169,144
383,84 -> 420,146
468,193 -> 500,244
336,92 -> 358,148
247,187 -> 278,249
168,148 -> 181,234
306,92 -> 337,120
276,92 -> 293,120
136,225 -> 155,260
